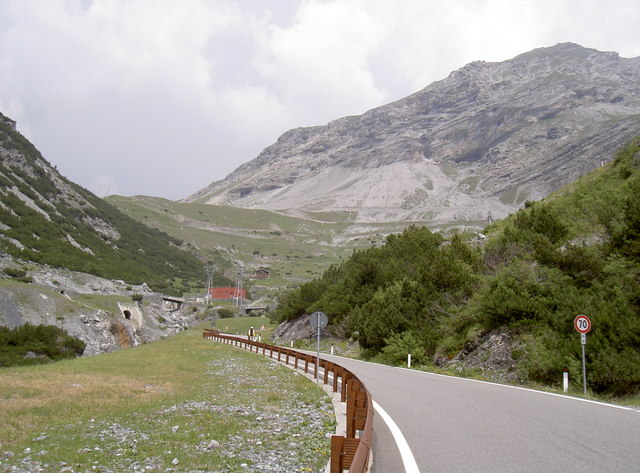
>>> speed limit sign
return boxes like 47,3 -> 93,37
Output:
574,315 -> 591,334
574,314 -> 592,395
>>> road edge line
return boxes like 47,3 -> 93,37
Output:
373,400 -> 420,473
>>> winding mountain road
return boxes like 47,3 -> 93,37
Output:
320,354 -> 640,473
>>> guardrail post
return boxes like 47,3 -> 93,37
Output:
341,371 -> 352,402
331,435 -> 360,472
346,379 -> 368,438
331,435 -> 344,473
333,366 -> 340,393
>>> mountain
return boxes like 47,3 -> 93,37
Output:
272,139 -> 640,395
0,112 -> 204,294
187,43 -> 640,228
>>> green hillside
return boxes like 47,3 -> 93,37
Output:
105,195 -> 363,287
274,138 -> 640,397
0,113 -> 212,295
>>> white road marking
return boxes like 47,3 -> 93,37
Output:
373,400 -> 420,473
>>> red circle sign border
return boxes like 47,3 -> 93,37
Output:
574,315 -> 592,334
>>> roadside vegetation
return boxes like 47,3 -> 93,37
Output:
273,139 -> 640,398
0,326 -> 334,473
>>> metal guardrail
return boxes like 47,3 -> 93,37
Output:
203,328 -> 373,473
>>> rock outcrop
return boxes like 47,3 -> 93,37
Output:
188,43 -> 640,227
0,255 -> 203,356
435,331 -> 524,383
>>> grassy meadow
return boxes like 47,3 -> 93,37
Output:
106,195 -> 376,287
0,325 -> 334,472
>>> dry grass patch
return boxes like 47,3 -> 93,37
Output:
0,373 -> 171,409
0,366 -> 176,448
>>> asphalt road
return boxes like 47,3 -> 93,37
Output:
320,354 -> 640,473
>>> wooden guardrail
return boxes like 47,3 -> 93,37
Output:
202,328 -> 373,473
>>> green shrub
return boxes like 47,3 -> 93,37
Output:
0,324 -> 86,367
3,267 -> 27,279
380,331 -> 427,366
217,308 -> 235,319
272,139 -> 640,396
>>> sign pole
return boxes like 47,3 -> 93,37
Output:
581,335 -> 587,395
574,315 -> 591,396
316,316 -> 320,383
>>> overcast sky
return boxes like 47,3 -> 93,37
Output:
1,0 -> 638,200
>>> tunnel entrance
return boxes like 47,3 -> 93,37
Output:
118,302 -> 143,329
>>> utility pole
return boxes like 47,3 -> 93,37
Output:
204,263 -> 217,303
234,267 -> 243,309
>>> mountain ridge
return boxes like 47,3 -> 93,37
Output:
187,43 -> 640,228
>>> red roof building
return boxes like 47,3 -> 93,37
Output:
209,287 -> 246,300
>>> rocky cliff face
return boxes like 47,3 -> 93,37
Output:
188,43 -> 640,227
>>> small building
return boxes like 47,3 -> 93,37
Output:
209,287 -> 247,300
162,296 -> 185,311
251,269 -> 270,280
245,306 -> 269,315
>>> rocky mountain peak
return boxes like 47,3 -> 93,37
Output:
187,43 -> 640,228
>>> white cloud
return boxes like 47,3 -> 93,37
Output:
0,0 -> 638,199
258,0 -> 387,124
